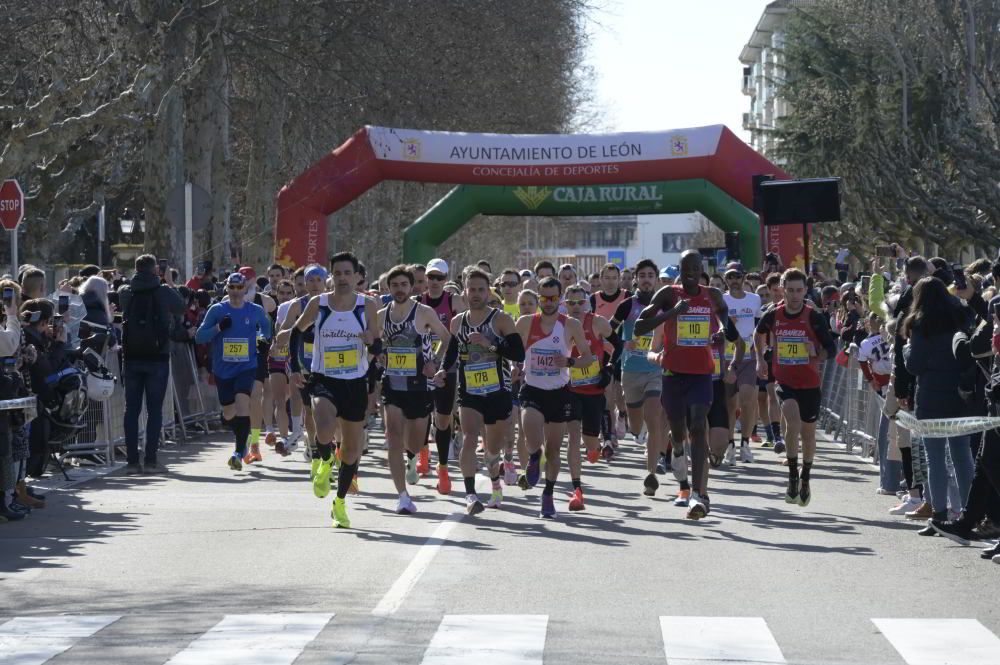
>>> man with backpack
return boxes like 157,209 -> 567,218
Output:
118,254 -> 185,475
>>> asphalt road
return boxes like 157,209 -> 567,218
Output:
2,423 -> 998,665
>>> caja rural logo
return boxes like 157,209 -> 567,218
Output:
513,186 -> 553,210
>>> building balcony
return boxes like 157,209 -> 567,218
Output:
742,113 -> 756,130
742,75 -> 754,95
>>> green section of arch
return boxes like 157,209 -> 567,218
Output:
403,179 -> 761,267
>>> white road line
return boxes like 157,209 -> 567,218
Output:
0,615 -> 120,665
660,616 -> 786,665
165,613 -> 333,665
873,618 -> 1000,665
371,513 -> 463,617
420,615 -> 548,665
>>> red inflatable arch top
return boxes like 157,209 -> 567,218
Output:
273,124 -> 798,267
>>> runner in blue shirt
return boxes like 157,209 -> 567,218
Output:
196,272 -> 273,471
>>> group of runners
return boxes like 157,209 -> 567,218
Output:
194,250 -> 836,529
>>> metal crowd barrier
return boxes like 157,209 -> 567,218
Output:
819,345 -> 883,461
60,343 -> 220,467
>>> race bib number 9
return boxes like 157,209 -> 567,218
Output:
222,338 -> 249,363
570,361 -> 600,387
386,346 -> 418,376
465,361 -> 501,395
677,314 -> 711,347
323,345 -> 360,376
777,339 -> 809,365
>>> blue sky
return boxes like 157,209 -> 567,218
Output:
583,0 -> 773,141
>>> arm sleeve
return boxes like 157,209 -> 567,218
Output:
195,305 -> 221,344
869,274 -> 886,319
607,328 -> 623,361
612,299 -> 632,327
288,327 -> 301,372
723,318 -> 740,342
497,332 -> 525,362
811,309 -> 837,358
442,336 -> 459,372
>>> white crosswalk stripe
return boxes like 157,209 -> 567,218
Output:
660,616 -> 786,665
420,614 -> 548,665
164,613 -> 333,665
873,618 -> 1000,665
0,615 -> 120,665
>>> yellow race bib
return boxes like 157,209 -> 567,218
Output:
629,334 -> 653,357
323,345 -> 359,376
303,342 -> 314,359
464,361 -> 500,395
222,338 -> 249,363
723,340 -> 736,361
386,346 -> 418,377
570,361 -> 600,387
677,314 -> 711,347
431,337 -> 443,355
777,338 -> 809,365
271,345 -> 289,362
712,348 -> 722,378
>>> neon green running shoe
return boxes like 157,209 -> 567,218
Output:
332,496 -> 351,528
313,460 -> 332,499
310,457 -> 320,481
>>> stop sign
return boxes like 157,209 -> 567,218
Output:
0,180 -> 24,231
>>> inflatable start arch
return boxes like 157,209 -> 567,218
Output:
274,125 -> 801,268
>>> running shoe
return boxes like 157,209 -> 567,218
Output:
568,488 -> 585,511
615,414 -> 627,439
466,493 -> 485,516
601,442 -> 615,461
905,501 -> 933,520
708,452 -> 723,469
313,461 -> 332,498
526,454 -> 541,487
673,488 -> 691,507
785,478 -> 799,504
437,465 -> 452,495
930,519 -> 972,546
761,440 -> 775,449
875,487 -> 896,496
275,438 -> 289,456
637,427 -> 648,445
517,473 -> 531,491
586,447 -> 600,464
243,444 -> 262,465
476,440 -> 485,454
980,543 -> 1000,560
503,461 -> 518,487
686,493 -> 707,520
798,482 -> 811,507
643,472 -> 659,496
228,452 -> 243,471
417,447 -> 430,476
487,488 -> 503,509
655,453 -> 668,475
773,439 -> 786,455
889,496 -> 923,515
540,493 -> 556,518
406,455 -> 419,485
349,475 -> 360,495
724,442 -> 736,466
265,431 -> 277,446
302,445 -> 313,463
396,494 -> 417,515
740,443 -> 754,463
310,457 -> 320,481
332,497 -> 351,528
750,433 -> 762,444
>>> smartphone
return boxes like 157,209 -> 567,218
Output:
875,245 -> 894,257
2,287 -> 13,307
158,259 -> 169,275
58,294 -> 69,314
860,274 -> 871,293
953,264 -> 968,291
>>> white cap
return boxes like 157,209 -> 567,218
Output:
426,258 -> 449,275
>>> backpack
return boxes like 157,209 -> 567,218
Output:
123,288 -> 170,358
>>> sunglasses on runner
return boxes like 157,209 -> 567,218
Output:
565,299 -> 586,306
502,281 -> 519,288
539,295 -> 560,303
427,273 -> 447,281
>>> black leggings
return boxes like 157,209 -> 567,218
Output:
960,415 -> 1000,526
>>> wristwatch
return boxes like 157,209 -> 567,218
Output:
488,345 -> 497,353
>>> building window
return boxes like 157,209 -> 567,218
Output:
662,233 -> 695,253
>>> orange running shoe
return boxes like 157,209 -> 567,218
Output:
243,444 -> 263,465
568,488 -> 585,511
417,446 -> 430,476
586,447 -> 600,464
264,431 -> 277,446
436,465 -> 452,495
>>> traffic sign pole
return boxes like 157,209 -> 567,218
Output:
10,229 -> 16,277
185,182 -> 193,281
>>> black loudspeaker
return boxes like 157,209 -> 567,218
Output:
758,178 -> 841,225
725,232 -> 740,262
752,174 -> 775,214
